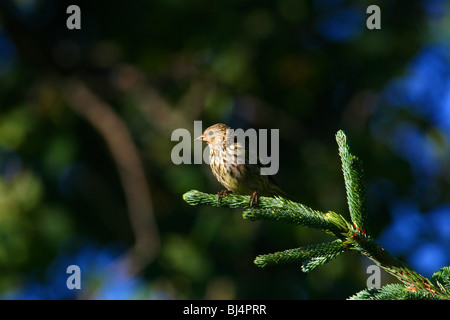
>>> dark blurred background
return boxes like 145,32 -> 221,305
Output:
0,0 -> 449,299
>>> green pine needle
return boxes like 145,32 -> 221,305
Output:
432,266 -> 450,293
336,130 -> 368,232
254,240 -> 347,272
349,284 -> 443,300
243,207 -> 342,236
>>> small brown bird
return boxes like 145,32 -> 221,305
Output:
195,123 -> 290,207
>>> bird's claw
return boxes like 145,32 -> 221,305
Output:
249,191 -> 259,208
216,190 -> 258,208
217,190 -> 233,202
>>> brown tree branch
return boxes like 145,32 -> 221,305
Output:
63,79 -> 160,275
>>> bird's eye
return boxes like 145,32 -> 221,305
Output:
208,131 -> 213,136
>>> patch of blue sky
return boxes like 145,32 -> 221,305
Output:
384,43 -> 450,136
1,243 -> 151,300
316,8 -> 364,42
378,201 -> 450,277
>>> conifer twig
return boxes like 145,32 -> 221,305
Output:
336,130 -> 368,233
183,130 -> 450,300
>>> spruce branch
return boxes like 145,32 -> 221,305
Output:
242,207 -> 345,236
183,130 -> 450,300
432,266 -> 450,294
336,130 -> 368,233
348,284 -> 441,300
254,240 -> 347,272
183,190 -> 251,208
344,229 -> 446,297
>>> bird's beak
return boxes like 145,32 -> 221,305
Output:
195,135 -> 205,142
